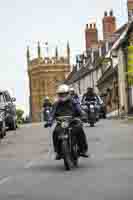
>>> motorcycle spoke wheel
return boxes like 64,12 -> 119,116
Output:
72,140 -> 79,167
62,141 -> 72,171
90,123 -> 94,127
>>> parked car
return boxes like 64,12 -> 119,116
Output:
0,91 -> 7,138
0,90 -> 17,130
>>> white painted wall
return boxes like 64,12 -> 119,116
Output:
68,66 -> 101,98
97,68 -> 102,80
118,48 -> 128,112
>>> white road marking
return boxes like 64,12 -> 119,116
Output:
24,161 -> 37,169
0,176 -> 12,185
24,154 -> 53,169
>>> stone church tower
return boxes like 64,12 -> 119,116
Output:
27,42 -> 71,122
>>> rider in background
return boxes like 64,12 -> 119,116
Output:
43,96 -> 52,108
69,87 -> 80,104
82,87 -> 101,121
82,87 -> 97,104
45,84 -> 88,159
43,96 -> 52,121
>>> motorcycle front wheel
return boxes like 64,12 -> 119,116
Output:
90,122 -> 94,127
71,136 -> 79,167
61,140 -> 72,171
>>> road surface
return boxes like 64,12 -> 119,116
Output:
0,119 -> 132,200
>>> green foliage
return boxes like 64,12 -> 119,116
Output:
16,109 -> 24,124
96,57 -> 104,66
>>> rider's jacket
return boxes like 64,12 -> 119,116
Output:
48,98 -> 82,124
43,102 -> 52,108
72,94 -> 80,104
82,93 -> 97,104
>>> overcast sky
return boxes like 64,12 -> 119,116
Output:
0,0 -> 128,115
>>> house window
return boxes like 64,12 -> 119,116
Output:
0,93 -> 5,103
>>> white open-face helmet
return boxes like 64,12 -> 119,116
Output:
44,96 -> 49,101
69,87 -> 75,94
56,84 -> 70,102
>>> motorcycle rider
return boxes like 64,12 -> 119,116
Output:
69,87 -> 80,104
82,87 -> 97,103
43,96 -> 52,108
82,87 -> 100,120
45,84 -> 88,159
43,96 -> 52,121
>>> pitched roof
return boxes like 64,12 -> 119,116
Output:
66,65 -> 89,84
65,21 -> 131,85
114,23 -> 128,35
112,21 -> 133,51
97,66 -> 117,86
97,22 -> 133,86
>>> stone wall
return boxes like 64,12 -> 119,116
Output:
28,61 -> 70,122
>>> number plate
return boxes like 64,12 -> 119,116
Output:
58,135 -> 68,139
61,121 -> 69,128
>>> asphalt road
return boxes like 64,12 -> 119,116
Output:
0,119 -> 133,200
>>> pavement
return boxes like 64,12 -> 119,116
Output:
0,120 -> 133,200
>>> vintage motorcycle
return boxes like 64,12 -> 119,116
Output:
43,106 -> 52,122
56,116 -> 80,171
81,101 -> 96,127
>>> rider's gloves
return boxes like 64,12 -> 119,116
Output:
44,121 -> 52,128
47,121 -> 53,127
44,123 -> 48,128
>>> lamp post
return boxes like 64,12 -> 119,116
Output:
76,56 -> 82,95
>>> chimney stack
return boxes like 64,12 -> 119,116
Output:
67,41 -> 70,64
26,46 -> 30,64
90,24 -> 93,29
103,10 -> 116,42
85,22 -> 98,50
37,41 -> 41,58
104,11 -> 107,17
110,10 -> 113,16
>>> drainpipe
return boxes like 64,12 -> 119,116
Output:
78,80 -> 81,95
123,47 -> 129,114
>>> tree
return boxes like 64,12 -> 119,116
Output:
16,109 -> 24,124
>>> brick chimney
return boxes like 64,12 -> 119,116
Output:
85,23 -> 98,50
103,10 -> 116,42
127,0 -> 133,22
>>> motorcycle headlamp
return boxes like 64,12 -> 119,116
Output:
61,121 -> 69,128
81,105 -> 88,110
46,110 -> 50,113
90,104 -> 94,109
